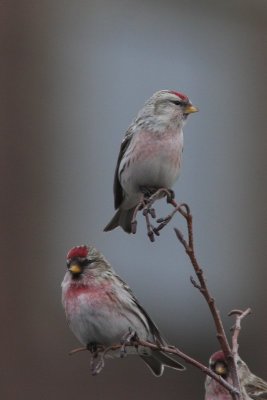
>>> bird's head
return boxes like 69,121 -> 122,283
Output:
142,90 -> 198,126
209,351 -> 229,380
66,245 -> 108,279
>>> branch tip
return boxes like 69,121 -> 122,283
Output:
69,346 -> 87,356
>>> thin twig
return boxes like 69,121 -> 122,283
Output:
173,204 -> 242,400
69,346 -> 88,355
130,189 -> 182,239
229,308 -> 252,358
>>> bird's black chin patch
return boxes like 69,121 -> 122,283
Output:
71,272 -> 82,280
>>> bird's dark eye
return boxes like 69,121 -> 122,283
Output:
66,258 -> 91,268
170,100 -> 182,106
80,258 -> 91,267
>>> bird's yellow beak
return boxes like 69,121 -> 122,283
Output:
215,364 -> 227,376
69,264 -> 82,275
184,104 -> 199,114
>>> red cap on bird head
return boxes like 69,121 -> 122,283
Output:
67,245 -> 88,260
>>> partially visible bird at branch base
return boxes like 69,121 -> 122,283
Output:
205,350 -> 267,400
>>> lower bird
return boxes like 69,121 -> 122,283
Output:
205,350 -> 267,400
62,245 -> 185,376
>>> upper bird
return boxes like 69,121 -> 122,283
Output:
62,245 -> 185,376
205,350 -> 267,400
104,90 -> 198,233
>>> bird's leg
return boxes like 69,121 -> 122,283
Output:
165,189 -> 175,203
87,343 -> 116,376
87,342 -> 102,375
87,342 -> 99,353
143,188 -> 176,240
138,187 -> 165,240
140,186 -> 159,218
142,187 -> 161,217
120,328 -> 138,358
140,186 -> 157,198
131,188 -> 157,235
144,187 -> 173,210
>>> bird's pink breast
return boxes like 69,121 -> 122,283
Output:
123,129 -> 182,189
65,281 -> 116,313
205,380 -> 232,400
66,283 -> 90,298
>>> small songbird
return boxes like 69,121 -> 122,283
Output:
62,245 -> 185,376
205,351 -> 267,400
104,89 -> 198,233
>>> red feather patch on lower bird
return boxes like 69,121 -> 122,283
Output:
211,350 -> 225,362
67,245 -> 88,260
67,283 -> 89,298
66,282 -> 115,307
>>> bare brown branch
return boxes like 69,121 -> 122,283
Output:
72,194 -> 251,399
130,189 -> 184,240
173,204 -> 242,400
68,340 -> 238,395
229,308 -> 252,359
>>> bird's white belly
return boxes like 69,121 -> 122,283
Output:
67,293 -> 148,348
121,139 -> 182,197
131,153 -> 180,189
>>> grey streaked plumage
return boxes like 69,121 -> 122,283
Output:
104,90 -> 198,233
62,245 -> 185,376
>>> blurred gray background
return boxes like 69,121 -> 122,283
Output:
1,0 -> 267,399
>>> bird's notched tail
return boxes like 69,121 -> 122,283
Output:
104,208 -> 135,233
141,351 -> 185,377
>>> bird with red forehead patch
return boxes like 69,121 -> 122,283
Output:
205,350 -> 267,400
62,245 -> 185,376
104,89 -> 198,233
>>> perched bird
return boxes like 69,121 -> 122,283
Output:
62,245 -> 185,376
205,350 -> 267,400
104,90 -> 198,233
